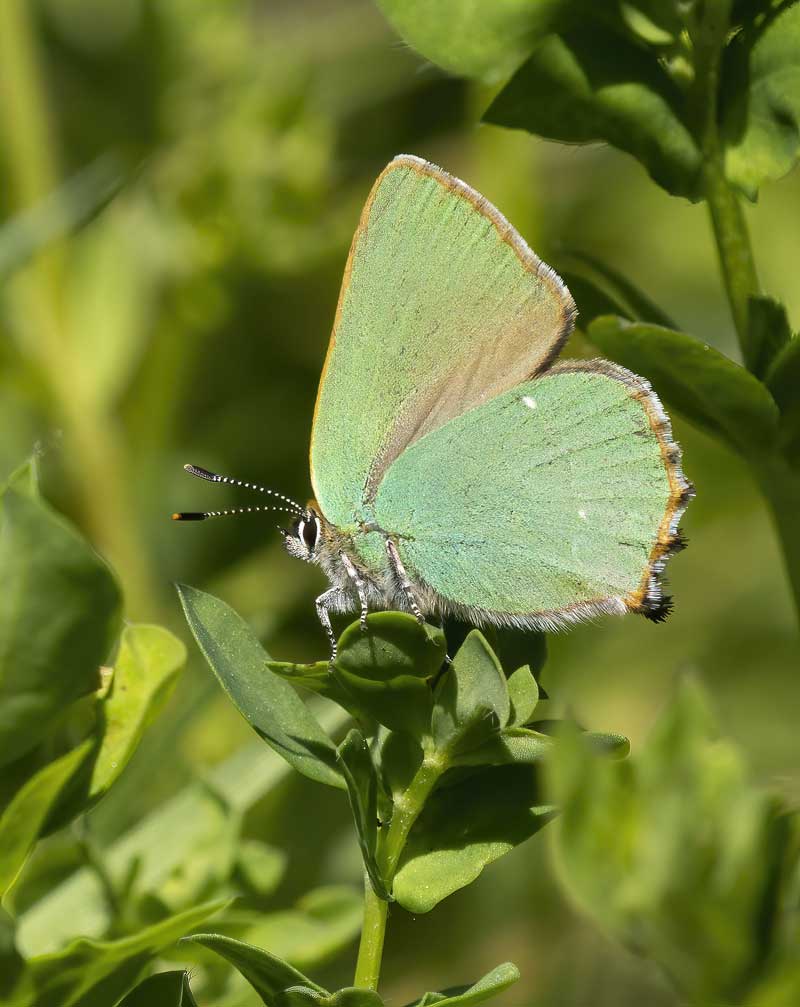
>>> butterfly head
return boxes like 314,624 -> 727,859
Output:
280,507 -> 324,563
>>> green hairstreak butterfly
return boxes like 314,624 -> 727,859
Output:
175,155 -> 693,660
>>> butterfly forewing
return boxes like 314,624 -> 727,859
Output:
310,154 -> 575,530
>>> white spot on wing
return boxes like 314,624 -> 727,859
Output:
522,396 -> 537,410
578,509 -> 587,520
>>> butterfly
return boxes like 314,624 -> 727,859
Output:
175,154 -> 693,661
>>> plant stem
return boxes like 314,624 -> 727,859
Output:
687,0 -> 761,362
353,871 -> 389,990
382,753 -> 445,878
758,457 -> 800,623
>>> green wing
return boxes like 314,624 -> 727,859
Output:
371,361 -> 692,627
310,154 -> 575,529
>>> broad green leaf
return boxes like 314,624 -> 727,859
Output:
486,28 -> 702,199
266,659 -> 363,720
745,295 -> 792,379
47,624 -> 186,831
184,933 -> 328,1005
452,727 -> 552,768
0,906 -> 23,999
0,489 -> 122,767
333,613 -> 444,737
6,899 -> 224,1007
0,740 -> 94,897
236,840 -> 287,897
559,250 -> 677,328
394,764 -> 556,912
375,0 -> 566,83
119,970 -> 198,1007
549,679 -> 800,1005
507,667 -> 539,727
204,886 -> 362,973
588,315 -> 780,457
379,731 -> 424,802
337,730 -> 389,899
432,631 -> 510,755
721,3 -> 800,198
177,584 -> 342,789
403,962 -> 521,1007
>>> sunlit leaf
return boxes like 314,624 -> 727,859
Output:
118,970 -> 198,1007
588,315 -> 780,457
0,488 -> 122,767
375,0 -> 567,82
432,631 -> 510,755
721,3 -> 800,198
177,584 -> 342,789
507,667 -> 539,727
5,900 -> 224,1007
0,740 -> 94,897
394,764 -> 556,912
333,613 -> 444,737
403,962 -> 521,1007
486,27 -> 702,199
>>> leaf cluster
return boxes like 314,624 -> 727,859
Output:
177,586 -> 628,1005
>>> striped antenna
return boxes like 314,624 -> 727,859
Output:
181,463 -> 303,515
173,505 -> 297,522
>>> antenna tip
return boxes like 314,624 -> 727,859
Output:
172,512 -> 206,521
183,463 -> 194,472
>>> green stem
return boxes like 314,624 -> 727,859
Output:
353,872 -> 389,990
687,0 -> 761,361
758,456 -> 800,624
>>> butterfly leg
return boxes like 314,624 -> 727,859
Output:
385,537 -> 424,623
316,587 -> 346,666
340,551 -> 369,632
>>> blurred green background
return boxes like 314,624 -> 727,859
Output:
1,0 -> 798,1003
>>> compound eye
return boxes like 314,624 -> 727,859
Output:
302,516 -> 318,551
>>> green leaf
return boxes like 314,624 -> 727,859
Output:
721,2 -> 800,199
394,765 -> 556,912
184,933 -> 328,1005
333,613 -> 444,737
0,488 -> 122,767
176,584 -> 342,789
337,730 -> 390,900
0,739 -> 94,897
452,727 -> 553,768
378,731 -> 424,803
266,659 -> 364,720
746,295 -> 792,379
118,970 -> 198,1007
507,667 -> 539,727
207,885 -> 363,973
432,631 -> 510,755
403,962 -> 521,1007
47,624 -> 186,831
0,906 -> 24,999
375,0 -> 566,83
559,250 -> 677,328
236,840 -> 287,898
549,679 -> 800,1005
766,334 -> 800,462
486,27 -> 702,199
1,457 -> 39,498
588,315 -> 781,456
6,899 -> 224,1007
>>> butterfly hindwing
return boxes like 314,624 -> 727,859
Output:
370,361 -> 692,627
310,154 -> 575,529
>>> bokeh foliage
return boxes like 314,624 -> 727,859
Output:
0,0 -> 799,1004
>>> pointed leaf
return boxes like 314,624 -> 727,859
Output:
745,295 -> 792,379
1,457 -> 39,498
721,3 -> 800,198
375,0 -> 566,83
766,334 -> 800,462
177,584 -> 342,789
452,727 -> 553,768
507,667 -> 539,727
432,631 -> 510,754
184,932 -> 328,1005
486,28 -> 702,199
333,613 -> 444,737
403,962 -> 521,1007
119,970 -> 198,1007
337,730 -> 390,899
0,740 -> 94,896
6,900 -> 224,1007
394,764 -> 556,912
588,315 -> 780,456
0,489 -> 122,767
